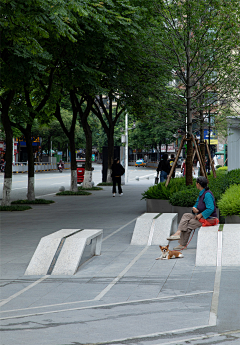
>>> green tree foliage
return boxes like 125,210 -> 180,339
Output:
0,0 -> 82,204
152,0 -> 240,185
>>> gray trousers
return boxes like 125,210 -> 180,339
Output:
178,213 -> 202,246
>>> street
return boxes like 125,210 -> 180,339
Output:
0,164 -> 240,345
0,164 -> 157,201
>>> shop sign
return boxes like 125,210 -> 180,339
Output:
161,144 -> 175,152
196,129 -> 218,145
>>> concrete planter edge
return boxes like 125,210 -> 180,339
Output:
146,199 -> 172,213
225,215 -> 240,224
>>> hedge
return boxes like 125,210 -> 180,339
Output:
0,205 -> 32,211
217,166 -> 228,171
141,177 -> 196,200
78,186 -> 103,191
217,184 -> 240,217
142,169 -> 240,207
11,199 -> 54,204
208,169 -> 240,202
169,189 -> 199,207
56,191 -> 91,196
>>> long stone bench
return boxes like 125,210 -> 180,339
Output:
222,224 -> 240,266
130,213 -> 178,246
25,229 -> 103,275
195,224 -> 240,266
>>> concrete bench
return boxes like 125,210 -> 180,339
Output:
25,229 -> 103,275
196,224 -> 240,266
52,229 -> 103,275
131,213 -> 178,246
222,224 -> 240,266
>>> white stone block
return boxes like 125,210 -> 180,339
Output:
131,213 -> 178,246
222,224 -> 240,266
195,226 -> 219,266
51,229 -> 103,275
25,229 -> 81,275
130,213 -> 159,245
151,213 -> 178,245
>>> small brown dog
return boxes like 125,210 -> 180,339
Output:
156,245 -> 184,260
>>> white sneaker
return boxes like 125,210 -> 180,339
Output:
113,193 -> 115,197
120,193 -> 123,196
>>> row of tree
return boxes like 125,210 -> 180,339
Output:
1,0 -> 239,204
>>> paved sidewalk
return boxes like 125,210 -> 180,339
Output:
0,182 -> 240,345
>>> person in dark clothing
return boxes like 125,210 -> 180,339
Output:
166,176 -> 218,250
157,153 -> 171,182
111,158 -> 125,197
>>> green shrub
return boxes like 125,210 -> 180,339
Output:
142,169 -> 240,206
56,191 -> 91,196
11,199 -> 54,204
169,189 -> 199,207
97,182 -> 113,186
217,184 -> 240,217
141,177 -> 195,200
217,166 -> 228,171
208,169 -> 240,202
0,205 -> 32,211
78,186 -> 103,191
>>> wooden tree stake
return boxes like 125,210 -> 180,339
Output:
192,135 -> 208,179
205,140 -> 216,178
165,136 -> 185,187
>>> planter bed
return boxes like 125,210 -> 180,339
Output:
146,199 -> 220,223
146,199 -> 172,213
225,215 -> 240,224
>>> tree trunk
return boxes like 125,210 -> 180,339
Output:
25,130 -> 35,201
199,142 -> 205,176
1,117 -> 12,206
186,94 -> 193,185
107,127 -> 114,183
48,136 -> 51,159
185,29 -> 193,186
1,91 -> 15,206
199,109 -> 205,176
69,136 -> 77,192
54,99 -> 78,192
82,120 -> 93,188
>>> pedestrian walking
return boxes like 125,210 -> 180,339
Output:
197,160 -> 200,177
157,153 -> 171,182
166,176 -> 218,250
111,158 -> 125,197
181,159 -> 186,176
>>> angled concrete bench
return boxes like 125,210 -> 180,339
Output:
196,224 -> 240,266
25,229 -> 103,275
131,213 -> 178,246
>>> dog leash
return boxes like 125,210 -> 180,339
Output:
180,229 -> 196,251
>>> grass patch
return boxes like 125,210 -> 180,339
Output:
56,190 -> 92,196
78,186 -> 103,191
0,205 -> 32,211
11,199 -> 54,204
97,182 -> 113,186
